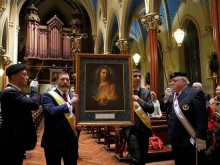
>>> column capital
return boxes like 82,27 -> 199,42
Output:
166,44 -> 172,52
141,13 -> 162,30
16,25 -> 20,33
102,18 -> 107,27
205,24 -> 213,36
9,22 -> 14,30
0,6 -> 6,18
116,39 -> 130,51
1,55 -> 12,65
0,45 -> 5,56
92,34 -> 97,43
118,0 -> 123,8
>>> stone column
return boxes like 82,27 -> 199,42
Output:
141,13 -> 162,97
0,46 -> 12,89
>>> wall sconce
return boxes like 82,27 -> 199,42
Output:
0,68 -> 4,77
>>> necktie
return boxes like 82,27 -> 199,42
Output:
133,90 -> 138,95
63,93 -> 68,102
175,92 -> 179,100
176,92 -> 179,97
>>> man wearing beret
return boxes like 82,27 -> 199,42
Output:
162,71 -> 207,165
0,63 -> 40,165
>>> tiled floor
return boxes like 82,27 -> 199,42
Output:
24,121 -> 174,165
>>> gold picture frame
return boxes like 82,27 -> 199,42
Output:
75,53 -> 133,126
50,69 -> 63,84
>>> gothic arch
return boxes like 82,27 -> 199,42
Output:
183,19 -> 201,84
2,18 -> 8,54
105,9 -> 119,53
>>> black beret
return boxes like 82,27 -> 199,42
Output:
6,64 -> 26,77
169,71 -> 187,79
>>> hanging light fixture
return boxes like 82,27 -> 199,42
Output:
173,0 -> 185,47
133,53 -> 140,65
133,16 -> 140,65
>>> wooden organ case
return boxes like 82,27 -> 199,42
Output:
24,4 -> 84,83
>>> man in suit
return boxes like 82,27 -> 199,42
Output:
162,71 -> 207,165
124,68 -> 154,165
0,63 -> 40,165
41,70 -> 79,165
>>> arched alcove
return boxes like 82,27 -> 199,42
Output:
183,20 -> 201,84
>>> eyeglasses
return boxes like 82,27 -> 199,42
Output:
171,78 -> 182,83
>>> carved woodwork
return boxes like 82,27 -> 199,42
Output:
24,5 -> 85,83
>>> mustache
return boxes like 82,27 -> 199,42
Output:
60,84 -> 69,88
59,85 -> 69,90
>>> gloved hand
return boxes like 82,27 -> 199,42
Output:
30,80 -> 39,88
196,138 -> 206,152
164,88 -> 172,100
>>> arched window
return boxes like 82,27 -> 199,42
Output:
184,21 -> 201,83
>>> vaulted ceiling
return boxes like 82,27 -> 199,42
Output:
17,0 -> 209,52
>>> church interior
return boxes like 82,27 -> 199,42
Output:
0,0 -> 220,164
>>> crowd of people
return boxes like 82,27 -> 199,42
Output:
0,63 -> 220,165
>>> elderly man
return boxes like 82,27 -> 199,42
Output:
162,71 -> 208,165
0,63 -> 40,165
192,82 -> 211,102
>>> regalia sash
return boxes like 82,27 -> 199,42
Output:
133,101 -> 151,129
173,94 -> 195,145
48,91 -> 78,137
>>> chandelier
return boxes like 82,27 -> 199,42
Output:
132,17 -> 140,65
173,0 -> 185,47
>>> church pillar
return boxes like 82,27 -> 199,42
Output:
116,39 -> 130,54
141,13 -> 162,97
211,0 -> 220,85
0,46 -> 12,89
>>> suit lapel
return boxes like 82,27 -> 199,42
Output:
139,87 -> 144,98
177,87 -> 190,101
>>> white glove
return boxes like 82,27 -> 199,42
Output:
30,80 -> 39,88
196,138 -> 206,152
164,88 -> 172,100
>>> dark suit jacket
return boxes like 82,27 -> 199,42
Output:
162,87 -> 207,147
0,85 -> 40,151
124,87 -> 154,140
41,89 -> 78,150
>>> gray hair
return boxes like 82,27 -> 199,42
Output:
180,77 -> 190,85
192,82 -> 202,89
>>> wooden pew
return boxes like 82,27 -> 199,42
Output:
114,115 -> 172,163
103,126 -> 116,151
90,126 -> 98,138
147,125 -> 172,162
96,126 -> 105,144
